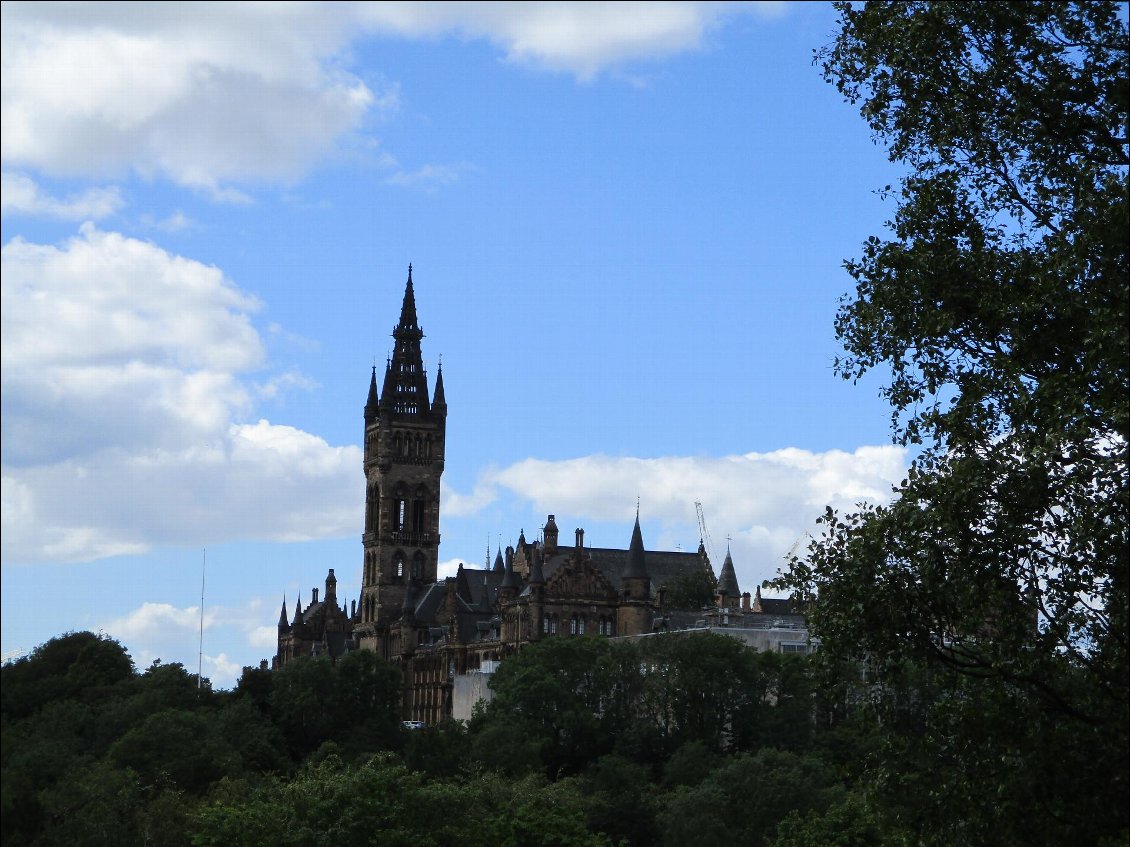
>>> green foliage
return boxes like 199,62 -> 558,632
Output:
659,568 -> 716,610
190,755 -> 613,847
773,3 -> 1129,843
771,792 -> 892,847
658,749 -> 844,847
1,631 -> 134,720
480,633 -> 799,775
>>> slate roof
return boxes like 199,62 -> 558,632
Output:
542,547 -> 710,600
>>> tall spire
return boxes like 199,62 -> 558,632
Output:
397,263 -> 420,333
278,596 -> 289,629
385,266 -> 429,416
623,513 -> 649,579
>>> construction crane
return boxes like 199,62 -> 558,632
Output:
695,501 -> 714,562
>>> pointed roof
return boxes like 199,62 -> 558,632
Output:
398,264 -> 420,331
379,358 -> 395,409
493,546 -> 504,573
278,597 -> 289,628
433,361 -> 446,407
718,546 -> 741,597
291,594 -> 303,626
623,514 -> 649,580
455,562 -> 473,604
529,544 -> 545,585
365,365 -> 379,421
500,547 -> 519,590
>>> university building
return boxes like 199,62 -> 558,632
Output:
273,268 -> 807,723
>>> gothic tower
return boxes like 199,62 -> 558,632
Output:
355,266 -> 446,653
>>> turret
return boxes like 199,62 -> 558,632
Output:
364,366 -> 379,425
543,514 -> 559,555
325,568 -> 338,608
717,546 -> 740,609
278,597 -> 290,631
432,361 -> 447,415
291,594 -> 303,626
618,514 -> 652,636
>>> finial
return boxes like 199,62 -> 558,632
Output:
408,262 -> 413,279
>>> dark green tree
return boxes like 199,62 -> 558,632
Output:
657,749 -> 844,847
774,3 -> 1128,843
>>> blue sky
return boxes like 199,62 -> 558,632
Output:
1,1 -> 908,687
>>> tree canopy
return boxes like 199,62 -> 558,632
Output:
774,2 -> 1128,843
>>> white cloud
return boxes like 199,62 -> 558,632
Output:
1,171 -> 123,220
100,598 -> 286,688
1,226 -> 359,564
441,478 -> 499,517
139,210 -> 195,233
357,2 -> 786,81
0,3 -> 379,192
385,163 -> 472,192
438,557 -> 466,580
1,3 -> 781,192
454,446 -> 908,590
103,601 -> 213,643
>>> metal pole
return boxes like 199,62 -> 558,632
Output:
197,547 -> 205,689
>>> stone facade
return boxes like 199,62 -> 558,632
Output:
273,268 -> 807,723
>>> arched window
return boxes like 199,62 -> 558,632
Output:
412,551 -> 425,580
578,616 -> 585,636
570,615 -> 578,636
394,553 -> 405,579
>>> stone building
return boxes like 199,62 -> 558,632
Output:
273,267 -> 806,723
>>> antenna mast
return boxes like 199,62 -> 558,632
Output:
197,547 -> 205,689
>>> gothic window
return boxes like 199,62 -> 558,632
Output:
578,616 -> 586,636
570,616 -> 578,636
425,437 -> 432,458
543,616 -> 550,634
412,551 -> 425,580
412,498 -> 425,533
396,499 -> 407,531
394,553 -> 405,579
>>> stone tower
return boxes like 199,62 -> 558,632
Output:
356,266 -> 446,651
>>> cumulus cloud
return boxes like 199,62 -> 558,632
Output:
1,172 -> 124,220
1,226 -> 359,564
358,2 -> 786,81
456,446 -> 908,588
0,3 -> 379,193
101,598 -> 279,688
1,3 -> 781,193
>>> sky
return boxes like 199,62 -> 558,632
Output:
1,1 -> 910,688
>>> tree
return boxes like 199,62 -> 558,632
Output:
774,2 -> 1127,843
